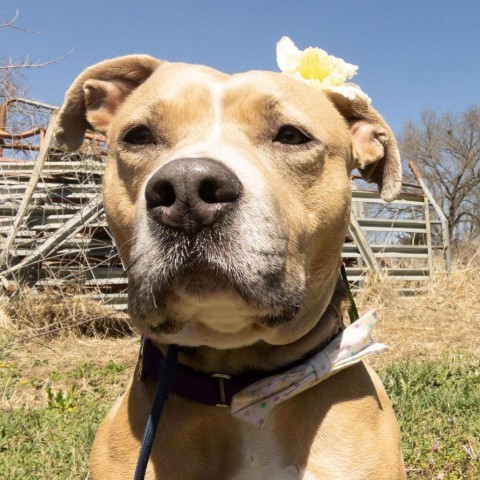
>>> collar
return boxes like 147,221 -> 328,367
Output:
136,336 -> 322,408
136,280 -> 349,405
137,309 -> 387,426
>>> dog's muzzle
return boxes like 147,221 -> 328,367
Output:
145,157 -> 242,236
128,155 -> 305,333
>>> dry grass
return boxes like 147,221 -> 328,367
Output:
1,243 -> 478,412
357,243 -> 480,366
0,287 -> 132,339
1,242 -> 478,361
0,336 -> 138,412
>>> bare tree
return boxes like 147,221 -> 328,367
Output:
0,10 -> 70,104
399,106 -> 480,242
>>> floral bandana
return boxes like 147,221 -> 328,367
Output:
231,309 -> 387,427
276,36 -> 371,104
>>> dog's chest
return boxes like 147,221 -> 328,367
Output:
231,427 -> 303,480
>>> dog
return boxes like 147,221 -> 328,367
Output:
54,54 -> 406,479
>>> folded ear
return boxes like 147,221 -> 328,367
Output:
325,91 -> 402,202
54,55 -> 163,151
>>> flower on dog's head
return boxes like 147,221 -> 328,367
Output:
276,36 -> 371,104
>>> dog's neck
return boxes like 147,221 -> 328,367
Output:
151,279 -> 347,375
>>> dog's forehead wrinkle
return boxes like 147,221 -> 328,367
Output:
264,93 -> 285,111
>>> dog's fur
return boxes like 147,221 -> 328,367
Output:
55,55 -> 406,479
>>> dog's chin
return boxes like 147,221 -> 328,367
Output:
128,266 -> 303,347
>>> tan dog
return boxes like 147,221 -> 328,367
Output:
55,55 -> 405,479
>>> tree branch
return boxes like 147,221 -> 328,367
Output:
0,10 -> 41,33
0,50 -> 73,70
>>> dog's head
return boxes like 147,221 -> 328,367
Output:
55,55 -> 401,349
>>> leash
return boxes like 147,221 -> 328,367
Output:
133,344 -> 178,480
132,266 -> 358,479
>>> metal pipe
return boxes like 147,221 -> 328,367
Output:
0,97 -> 107,159
409,161 -> 451,272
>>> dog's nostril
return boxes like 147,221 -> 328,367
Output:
155,181 -> 176,207
199,180 -> 218,204
199,179 -> 239,204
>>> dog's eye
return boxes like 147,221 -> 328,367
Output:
123,126 -> 155,145
274,125 -> 311,145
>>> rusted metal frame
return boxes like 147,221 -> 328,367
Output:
346,266 -> 429,277
0,98 -> 57,157
0,133 -> 107,158
342,243 -> 429,257
348,184 -> 435,286
351,195 -> 365,288
0,110 -> 59,268
352,190 -> 425,205
0,98 -> 58,127
351,174 -> 423,190
409,161 -> 451,272
0,97 -> 107,158
0,142 -> 42,152
0,127 -> 106,144
357,218 -> 431,229
0,126 -> 46,140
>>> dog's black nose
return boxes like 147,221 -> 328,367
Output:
145,157 -> 242,235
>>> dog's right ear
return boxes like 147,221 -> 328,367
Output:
54,55 -> 163,151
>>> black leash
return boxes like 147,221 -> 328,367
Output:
133,344 -> 178,480
133,266 -> 358,479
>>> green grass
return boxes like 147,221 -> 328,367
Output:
1,342 -> 479,479
380,355 -> 480,479
0,340 -> 129,480
0,401 -> 101,479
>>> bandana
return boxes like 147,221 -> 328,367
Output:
231,309 -> 386,427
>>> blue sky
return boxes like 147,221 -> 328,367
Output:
2,0 -> 479,135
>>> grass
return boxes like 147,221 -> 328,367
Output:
1,399 -> 101,479
0,337 -> 131,479
381,354 -> 480,479
0,287 -> 132,338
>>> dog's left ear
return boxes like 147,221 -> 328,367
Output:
325,91 -> 402,202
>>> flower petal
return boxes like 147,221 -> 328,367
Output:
276,36 -> 300,73
328,83 -> 372,104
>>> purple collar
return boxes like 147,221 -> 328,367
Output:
136,337 -> 311,408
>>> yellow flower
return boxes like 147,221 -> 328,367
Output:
276,37 -> 371,104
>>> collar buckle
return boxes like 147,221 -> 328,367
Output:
211,373 -> 232,407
